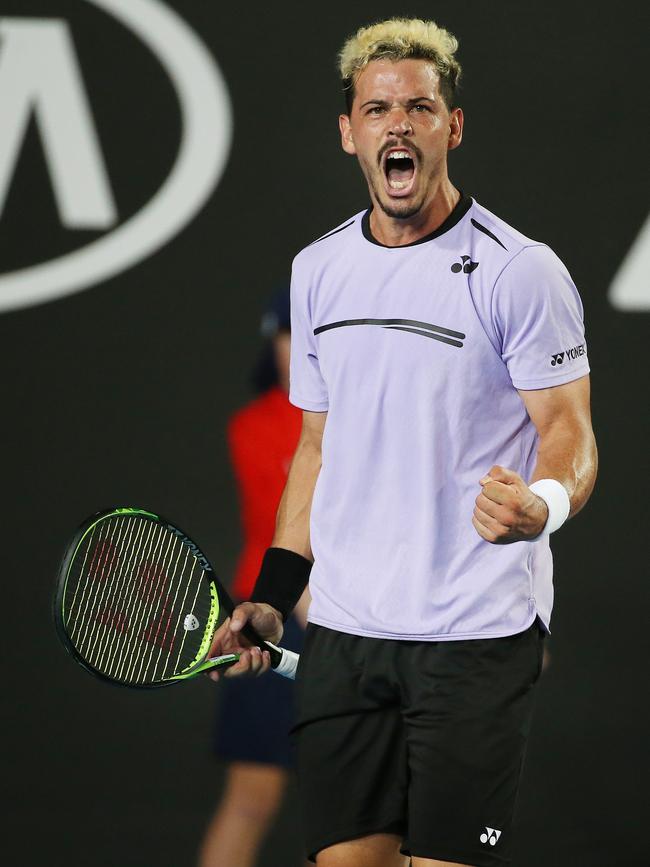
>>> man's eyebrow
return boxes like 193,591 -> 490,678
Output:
359,99 -> 390,108
359,96 -> 437,109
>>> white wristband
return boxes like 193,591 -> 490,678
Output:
529,479 -> 571,538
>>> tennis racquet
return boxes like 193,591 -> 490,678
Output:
54,507 -> 299,688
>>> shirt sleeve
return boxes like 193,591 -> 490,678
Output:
492,244 -> 590,390
288,257 -> 329,411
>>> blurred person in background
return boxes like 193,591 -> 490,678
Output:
198,288 -> 309,867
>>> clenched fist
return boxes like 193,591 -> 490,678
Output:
472,465 -> 548,544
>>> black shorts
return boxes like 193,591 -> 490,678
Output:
292,621 -> 545,866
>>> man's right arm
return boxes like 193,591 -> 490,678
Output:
271,409 -> 326,558
208,410 -> 326,678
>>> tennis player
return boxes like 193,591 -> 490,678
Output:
209,18 -> 597,867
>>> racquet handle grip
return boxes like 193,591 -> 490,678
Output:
266,644 -> 299,680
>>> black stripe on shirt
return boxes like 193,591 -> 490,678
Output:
314,318 -> 465,347
309,220 -> 356,246
470,218 -> 508,250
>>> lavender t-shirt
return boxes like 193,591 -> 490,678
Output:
289,196 -> 589,640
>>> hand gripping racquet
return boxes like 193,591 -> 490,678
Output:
54,507 -> 299,688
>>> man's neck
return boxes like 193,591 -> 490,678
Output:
369,179 -> 460,247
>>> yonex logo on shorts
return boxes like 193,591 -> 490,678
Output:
480,827 -> 502,846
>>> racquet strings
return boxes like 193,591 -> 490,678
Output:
62,512 -> 222,686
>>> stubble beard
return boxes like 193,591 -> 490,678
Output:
367,163 -> 428,221
375,194 -> 424,220
369,177 -> 426,220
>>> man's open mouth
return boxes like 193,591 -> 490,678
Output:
382,148 -> 417,197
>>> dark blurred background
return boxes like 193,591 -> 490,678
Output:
1,1 -> 648,865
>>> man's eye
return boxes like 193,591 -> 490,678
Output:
368,106 -> 385,115
411,104 -> 429,113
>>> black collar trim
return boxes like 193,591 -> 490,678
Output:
361,194 -> 472,248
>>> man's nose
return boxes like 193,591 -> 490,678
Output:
387,109 -> 413,136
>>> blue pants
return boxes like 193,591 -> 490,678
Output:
213,615 -> 304,767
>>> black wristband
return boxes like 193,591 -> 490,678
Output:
249,547 -> 312,622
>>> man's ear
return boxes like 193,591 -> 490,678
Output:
339,114 -> 356,155
448,107 -> 464,151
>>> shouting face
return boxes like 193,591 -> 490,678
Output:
339,59 -> 463,221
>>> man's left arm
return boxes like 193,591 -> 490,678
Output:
472,374 -> 597,544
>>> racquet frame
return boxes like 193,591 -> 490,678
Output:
54,507 -> 282,689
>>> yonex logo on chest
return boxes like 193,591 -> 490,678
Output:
451,255 -> 479,274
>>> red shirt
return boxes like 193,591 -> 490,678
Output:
228,387 -> 302,599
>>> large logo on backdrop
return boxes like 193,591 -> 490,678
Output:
609,213 -> 650,311
0,0 -> 232,313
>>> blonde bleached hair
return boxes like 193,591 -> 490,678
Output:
339,18 -> 461,112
